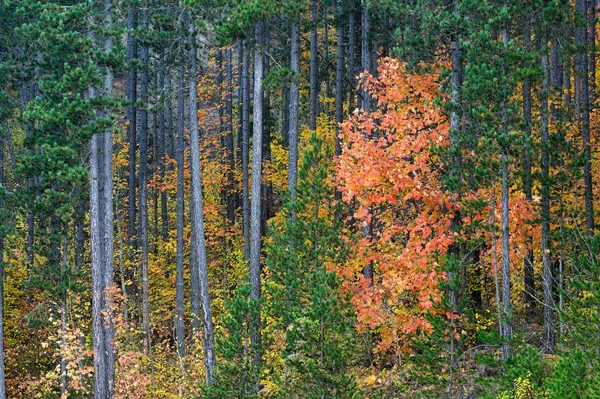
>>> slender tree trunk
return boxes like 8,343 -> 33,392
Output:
250,20 -> 265,384
175,42 -> 186,359
139,4 -> 151,355
127,3 -> 138,251
242,41 -> 251,262
309,0 -> 319,130
540,29 -> 555,354
225,47 -> 235,225
288,22 -> 300,198
159,55 -> 169,242
102,0 -> 115,392
360,0 -> 370,113
500,6 -> 512,360
60,234 -> 68,397
576,0 -> 595,233
522,15 -> 535,321
90,99 -> 107,399
348,3 -> 356,112
188,15 -> 216,383
335,0 -> 344,159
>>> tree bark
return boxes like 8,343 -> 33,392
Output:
288,22 -> 300,199
175,40 -> 186,359
335,0 -> 344,159
540,28 -> 555,354
102,0 -> 115,392
309,0 -> 319,130
500,5 -> 512,360
576,0 -> 594,233
139,4 -> 151,355
188,15 -> 216,383
127,2 -> 138,251
348,3 -> 356,113
522,15 -> 535,321
250,20 -> 265,384
242,41 -> 251,262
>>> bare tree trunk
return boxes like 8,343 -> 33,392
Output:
242,41 -> 251,262
90,99 -> 107,399
225,48 -> 235,225
540,28 -> 555,354
159,54 -> 169,242
348,3 -> 356,112
139,4 -> 151,355
102,0 -> 115,392
127,2 -> 138,251
360,0 -> 370,113
309,0 -> 319,130
188,15 -> 216,383
335,0 -> 344,159
250,20 -> 265,384
500,2 -> 512,360
288,22 -> 299,198
589,0 -> 596,101
576,0 -> 595,233
175,41 -> 186,359
522,15 -> 536,321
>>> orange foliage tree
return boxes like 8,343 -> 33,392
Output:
337,58 -> 454,355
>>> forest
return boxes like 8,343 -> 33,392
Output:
1,0 -> 600,397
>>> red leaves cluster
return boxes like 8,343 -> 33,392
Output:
337,58 -> 453,354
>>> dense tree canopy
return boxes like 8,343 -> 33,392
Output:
0,0 -> 600,397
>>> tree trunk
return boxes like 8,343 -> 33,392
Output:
139,4 -> 151,355
250,20 -> 265,384
175,41 -> 186,359
90,107 -> 107,399
522,15 -> 535,321
188,15 -> 216,383
288,22 -> 300,198
242,41 -> 251,262
225,47 -> 235,225
576,0 -> 594,233
540,29 -> 555,354
335,0 -> 344,159
102,0 -> 115,391
360,0 -> 370,113
127,3 -> 138,251
500,5 -> 512,360
309,0 -> 319,131
159,54 -> 169,242
348,3 -> 356,112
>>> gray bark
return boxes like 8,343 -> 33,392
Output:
540,30 -> 555,354
250,21 -> 265,383
139,4 -> 151,355
102,0 -> 115,392
348,5 -> 356,112
522,16 -> 535,320
127,3 -> 138,250
175,41 -> 186,359
309,0 -> 319,130
188,16 -> 216,383
335,1 -> 344,158
242,41 -> 251,262
288,23 -> 300,198
500,8 -> 512,360
576,0 -> 594,233
360,0 -> 370,113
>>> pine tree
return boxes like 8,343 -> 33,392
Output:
267,133 -> 360,399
